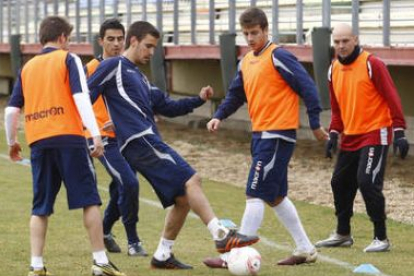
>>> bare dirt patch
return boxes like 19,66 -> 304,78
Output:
158,120 -> 414,225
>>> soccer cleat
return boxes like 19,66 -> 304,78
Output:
277,249 -> 318,266
28,267 -> 53,276
104,233 -> 121,253
315,232 -> 354,248
91,261 -> 126,276
150,254 -> 193,269
215,229 -> 260,253
203,257 -> 228,269
363,238 -> 390,253
128,242 -> 148,257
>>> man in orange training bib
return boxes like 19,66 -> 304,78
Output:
205,7 -> 328,268
5,16 -> 125,276
315,23 -> 409,253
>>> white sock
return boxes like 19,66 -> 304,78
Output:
31,256 -> 44,270
153,238 -> 175,261
239,198 -> 265,236
273,197 -> 314,252
92,250 -> 109,265
207,217 -> 229,240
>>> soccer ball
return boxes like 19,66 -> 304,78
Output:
227,247 -> 261,276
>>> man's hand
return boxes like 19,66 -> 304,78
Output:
393,130 -> 409,159
199,85 -> 214,101
90,136 -> 104,158
207,118 -> 221,132
102,120 -> 115,132
325,131 -> 339,158
312,127 -> 329,141
9,142 -> 22,161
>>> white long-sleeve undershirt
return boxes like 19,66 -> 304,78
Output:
4,106 -> 21,146
73,92 -> 101,138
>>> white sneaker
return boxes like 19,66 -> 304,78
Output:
364,238 -> 390,252
315,232 -> 354,248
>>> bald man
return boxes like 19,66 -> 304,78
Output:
315,23 -> 409,252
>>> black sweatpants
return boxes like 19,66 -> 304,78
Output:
331,145 -> 388,240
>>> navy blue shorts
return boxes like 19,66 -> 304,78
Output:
122,136 -> 195,208
246,138 -> 295,203
30,147 -> 101,216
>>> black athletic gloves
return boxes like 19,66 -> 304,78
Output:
325,131 -> 339,158
393,129 -> 409,159
325,129 -> 409,159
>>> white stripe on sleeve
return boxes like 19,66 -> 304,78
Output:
70,53 -> 90,94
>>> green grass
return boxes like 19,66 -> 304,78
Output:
0,131 -> 413,276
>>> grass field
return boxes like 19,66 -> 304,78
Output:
0,130 -> 413,276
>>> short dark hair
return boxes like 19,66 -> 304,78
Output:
239,7 -> 268,30
125,21 -> 160,49
39,16 -> 73,45
99,18 -> 125,39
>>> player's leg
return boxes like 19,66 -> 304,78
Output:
239,197 -> 265,236
84,205 -> 106,251
99,138 -> 145,256
151,195 -> 193,269
122,137 -> 258,269
122,138 -> 196,268
332,150 -> 359,237
203,195 -> 265,269
238,137 -> 287,239
60,147 -> 125,276
185,174 -> 216,225
29,216 -> 50,276
316,150 -> 359,248
29,216 -> 48,264
161,195 -> 190,241
204,137 -> 282,269
271,196 -> 317,265
89,138 -> 121,242
28,147 -> 62,275
83,206 -> 125,276
184,174 -> 259,252
182,169 -> 260,253
123,136 -> 259,244
102,180 -> 122,252
357,145 -> 390,252
246,138 -> 315,265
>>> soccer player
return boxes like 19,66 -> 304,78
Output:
315,23 -> 409,252
205,7 -> 328,267
85,18 -> 147,257
4,16 -> 125,276
87,20 -> 259,269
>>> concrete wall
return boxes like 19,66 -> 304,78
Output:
0,79 -> 11,95
0,54 -> 14,95
171,60 -> 224,98
389,66 -> 414,117
0,54 -> 13,77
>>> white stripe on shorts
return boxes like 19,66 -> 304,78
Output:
263,140 -> 280,181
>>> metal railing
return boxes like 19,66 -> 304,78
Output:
0,0 -> 414,46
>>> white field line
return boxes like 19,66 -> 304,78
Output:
0,154 -> 393,276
